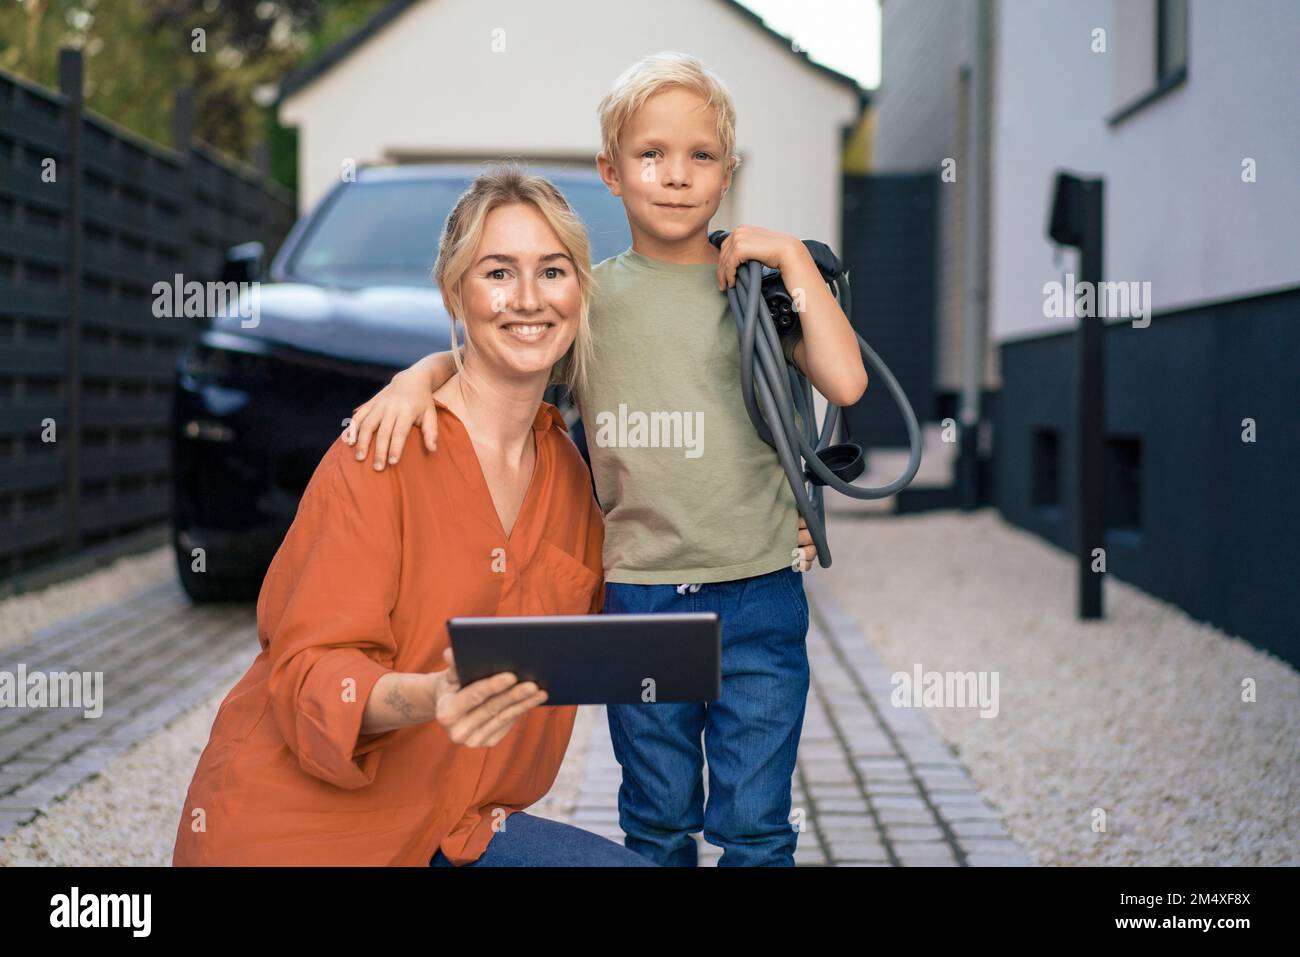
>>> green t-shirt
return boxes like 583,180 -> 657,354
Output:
563,246 -> 803,584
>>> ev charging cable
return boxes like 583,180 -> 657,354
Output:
710,230 -> 924,568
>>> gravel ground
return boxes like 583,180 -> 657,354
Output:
818,506 -> 1300,866
0,545 -> 174,654
4,509 -> 1295,866
0,554 -> 593,866
0,681 -> 227,866
0,679 -> 595,867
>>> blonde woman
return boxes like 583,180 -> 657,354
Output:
172,163 -> 654,867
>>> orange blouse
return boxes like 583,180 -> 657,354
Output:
172,398 -> 605,866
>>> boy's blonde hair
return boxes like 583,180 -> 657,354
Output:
432,161 -> 594,401
597,51 -> 740,175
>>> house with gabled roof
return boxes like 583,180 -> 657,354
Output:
275,0 -> 867,250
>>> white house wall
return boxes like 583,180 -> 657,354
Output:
991,0 -> 1300,342
870,0 -> 1001,392
278,0 -> 862,253
871,0 -> 971,170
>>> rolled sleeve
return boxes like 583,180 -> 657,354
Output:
258,440 -> 404,789
282,647 -> 393,788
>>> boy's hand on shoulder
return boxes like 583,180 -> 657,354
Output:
343,369 -> 440,470
716,225 -> 803,291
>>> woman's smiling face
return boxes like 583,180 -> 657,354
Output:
457,201 -> 581,380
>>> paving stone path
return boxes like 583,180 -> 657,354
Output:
563,574 -> 1033,866
0,573 -> 1033,865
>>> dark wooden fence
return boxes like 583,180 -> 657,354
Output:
0,49 -> 296,581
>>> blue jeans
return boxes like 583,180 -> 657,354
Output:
604,565 -> 811,866
428,811 -> 657,866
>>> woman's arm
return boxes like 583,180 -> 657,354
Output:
259,442 -> 406,789
360,647 -> 548,748
344,348 -> 460,470
360,671 -> 439,736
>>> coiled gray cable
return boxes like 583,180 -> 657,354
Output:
722,253 -> 924,568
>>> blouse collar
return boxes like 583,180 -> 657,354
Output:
431,397 -> 567,436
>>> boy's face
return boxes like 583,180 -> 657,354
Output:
598,86 -> 733,248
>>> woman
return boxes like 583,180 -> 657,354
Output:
172,163 -> 655,867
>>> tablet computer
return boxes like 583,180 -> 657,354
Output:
447,612 -> 720,706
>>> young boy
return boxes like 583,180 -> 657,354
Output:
346,52 -> 867,866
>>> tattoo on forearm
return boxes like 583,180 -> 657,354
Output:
384,679 -> 421,722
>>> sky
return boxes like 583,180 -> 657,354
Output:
738,0 -> 881,88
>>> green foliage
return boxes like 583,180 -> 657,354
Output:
304,0 -> 391,60
265,108 -> 299,193
0,0 -> 182,146
0,0 -> 391,191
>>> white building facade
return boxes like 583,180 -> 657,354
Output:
276,0 -> 865,250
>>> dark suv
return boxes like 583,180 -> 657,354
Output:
171,164 -> 629,601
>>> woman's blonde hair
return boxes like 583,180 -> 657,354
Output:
596,51 -> 740,175
432,161 -> 594,400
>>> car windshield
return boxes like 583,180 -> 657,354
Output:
285,176 -> 632,288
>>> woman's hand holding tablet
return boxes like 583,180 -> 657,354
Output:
449,613 -> 721,706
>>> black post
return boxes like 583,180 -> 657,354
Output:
171,87 -> 194,155
58,48 -> 83,557
1076,179 -> 1105,620
1048,171 -> 1106,620
171,87 -> 194,281
252,139 -> 270,177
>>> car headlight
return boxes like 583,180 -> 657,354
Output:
182,336 -> 271,381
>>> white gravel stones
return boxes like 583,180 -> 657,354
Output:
0,558 -> 593,866
0,546 -> 174,654
817,507 -> 1299,866
4,508 -> 1295,866
1,681 -> 224,866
